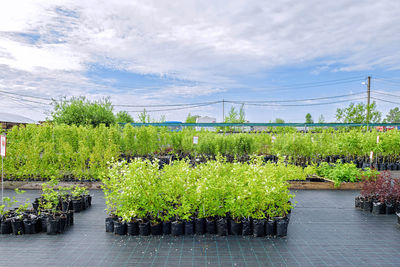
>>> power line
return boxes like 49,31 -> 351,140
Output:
0,89 -> 53,101
124,102 -> 219,113
226,92 -> 365,103
114,101 -> 221,108
371,97 -> 400,105
373,91 -> 400,98
276,76 -> 364,87
228,97 -> 366,107
0,92 -> 51,106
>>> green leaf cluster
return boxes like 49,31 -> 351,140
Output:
101,157 -> 312,222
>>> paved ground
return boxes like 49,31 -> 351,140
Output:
0,189 -> 399,267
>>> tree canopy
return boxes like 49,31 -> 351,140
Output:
305,113 -> 313,124
50,96 -> 115,127
224,104 -> 245,123
335,102 -> 381,123
116,111 -> 134,124
383,107 -> 400,123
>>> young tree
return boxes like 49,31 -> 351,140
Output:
116,111 -> 134,124
138,109 -> 151,123
224,104 -> 245,123
318,114 -> 325,123
305,113 -> 314,124
51,96 -> 115,127
185,113 -> 199,123
335,102 -> 381,123
383,107 -> 400,123
273,118 -> 285,123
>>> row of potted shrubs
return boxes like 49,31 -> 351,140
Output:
101,157 -> 314,238
355,171 -> 400,215
106,215 -> 290,237
0,182 -> 92,235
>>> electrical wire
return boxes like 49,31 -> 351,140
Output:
0,92 -> 51,106
373,91 -> 400,98
124,102 -> 219,113
371,97 -> 400,105
114,101 -> 222,108
226,92 -> 365,103
228,97 -> 366,107
0,89 -> 52,101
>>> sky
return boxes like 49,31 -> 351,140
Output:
1,0 -> 400,123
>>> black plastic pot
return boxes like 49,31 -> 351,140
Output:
83,196 -> 89,210
61,201 -> 69,212
23,219 -> 36,234
151,222 -> 162,235
1,219 -> 12,234
217,218 -> 228,236
171,221 -> 184,236
114,221 -> 127,235
105,217 -> 114,232
229,219 -> 242,235
46,218 -> 58,235
69,211 -> 74,225
266,219 -> 275,236
386,203 -> 395,214
372,202 -> 385,215
195,218 -> 205,235
253,219 -> 265,237
242,218 -> 252,235
11,218 -> 24,235
183,220 -> 194,235
206,218 -> 216,234
41,215 -> 48,232
139,221 -> 150,236
87,195 -> 92,206
363,199 -> 373,212
32,202 -> 39,211
72,199 -> 82,213
35,217 -> 42,233
162,221 -> 171,235
59,216 -> 67,233
81,196 -> 86,211
127,221 -> 139,235
355,196 -> 362,209
276,218 -> 288,237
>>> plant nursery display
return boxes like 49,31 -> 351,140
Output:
355,171 -> 400,215
0,182 -> 91,235
3,124 -> 400,181
316,161 -> 379,187
101,157 -> 315,237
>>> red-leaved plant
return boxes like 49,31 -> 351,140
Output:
360,171 -> 400,203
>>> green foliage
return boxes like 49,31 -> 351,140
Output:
5,124 -> 400,181
185,113 -> 198,123
101,157 -> 310,222
318,114 -> 325,123
335,101 -> 381,123
305,113 -> 313,124
224,104 -> 245,123
51,96 -> 115,127
138,109 -> 151,123
116,111 -> 134,124
384,107 -> 400,123
316,161 -> 378,187
273,118 -> 285,123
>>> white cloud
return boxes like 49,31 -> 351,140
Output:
0,0 -> 400,121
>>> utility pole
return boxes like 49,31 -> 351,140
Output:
222,99 -> 225,122
367,76 -> 371,130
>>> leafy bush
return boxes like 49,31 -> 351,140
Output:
101,157 -> 312,223
316,161 -> 378,187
